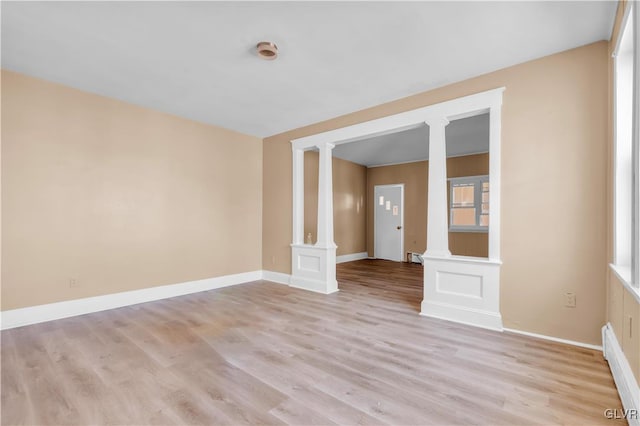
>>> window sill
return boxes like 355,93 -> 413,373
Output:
609,264 -> 640,304
449,227 -> 489,234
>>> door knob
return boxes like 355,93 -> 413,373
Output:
397,226 -> 402,230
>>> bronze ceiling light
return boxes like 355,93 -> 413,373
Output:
256,41 -> 278,60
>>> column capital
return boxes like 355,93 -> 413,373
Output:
424,116 -> 450,127
315,142 -> 335,151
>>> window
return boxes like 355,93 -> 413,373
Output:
612,1 -> 639,288
449,175 -> 488,232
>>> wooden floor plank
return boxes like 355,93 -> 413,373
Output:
1,259 -> 624,425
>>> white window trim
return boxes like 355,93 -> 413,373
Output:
634,1 -> 640,290
612,1 -> 639,291
449,175 -> 489,233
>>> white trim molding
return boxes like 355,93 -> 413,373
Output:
1,270 -> 263,330
336,252 -> 369,264
262,270 -> 292,285
612,0 -> 639,291
603,323 -> 640,426
290,88 -> 505,151
504,327 -> 602,351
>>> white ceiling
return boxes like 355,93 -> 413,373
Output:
2,2 -> 616,138
333,113 -> 489,167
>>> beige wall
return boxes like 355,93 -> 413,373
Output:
2,70 -> 263,310
303,152 -> 367,256
607,1 -> 639,384
263,41 -> 609,345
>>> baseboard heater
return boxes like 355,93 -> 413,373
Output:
407,252 -> 424,265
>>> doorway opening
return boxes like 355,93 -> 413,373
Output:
290,88 -> 504,331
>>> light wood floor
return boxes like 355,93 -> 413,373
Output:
1,259 -> 623,425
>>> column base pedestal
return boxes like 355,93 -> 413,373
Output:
421,254 -> 503,331
290,244 -> 338,294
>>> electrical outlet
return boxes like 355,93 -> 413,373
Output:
564,292 -> 576,308
271,256 -> 276,265
69,278 -> 80,288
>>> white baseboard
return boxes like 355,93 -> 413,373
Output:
603,323 -> 640,425
264,270 -> 343,295
1,270 -> 262,330
262,270 -> 291,285
504,327 -> 602,351
289,275 -> 339,295
420,300 -> 503,332
336,252 -> 369,264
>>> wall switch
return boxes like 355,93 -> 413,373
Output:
564,292 -> 576,308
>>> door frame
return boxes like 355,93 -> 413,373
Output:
374,184 -> 405,261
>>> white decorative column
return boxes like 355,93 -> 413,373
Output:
290,142 -> 338,294
315,143 -> 338,291
488,105 -> 502,261
421,112 -> 503,331
292,147 -> 305,246
424,117 -> 451,257
316,143 -> 336,249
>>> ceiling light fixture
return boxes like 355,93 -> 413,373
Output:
256,41 -> 278,60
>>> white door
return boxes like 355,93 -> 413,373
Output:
374,184 -> 404,262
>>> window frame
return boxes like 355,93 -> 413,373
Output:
448,175 -> 489,233
612,1 -> 639,290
